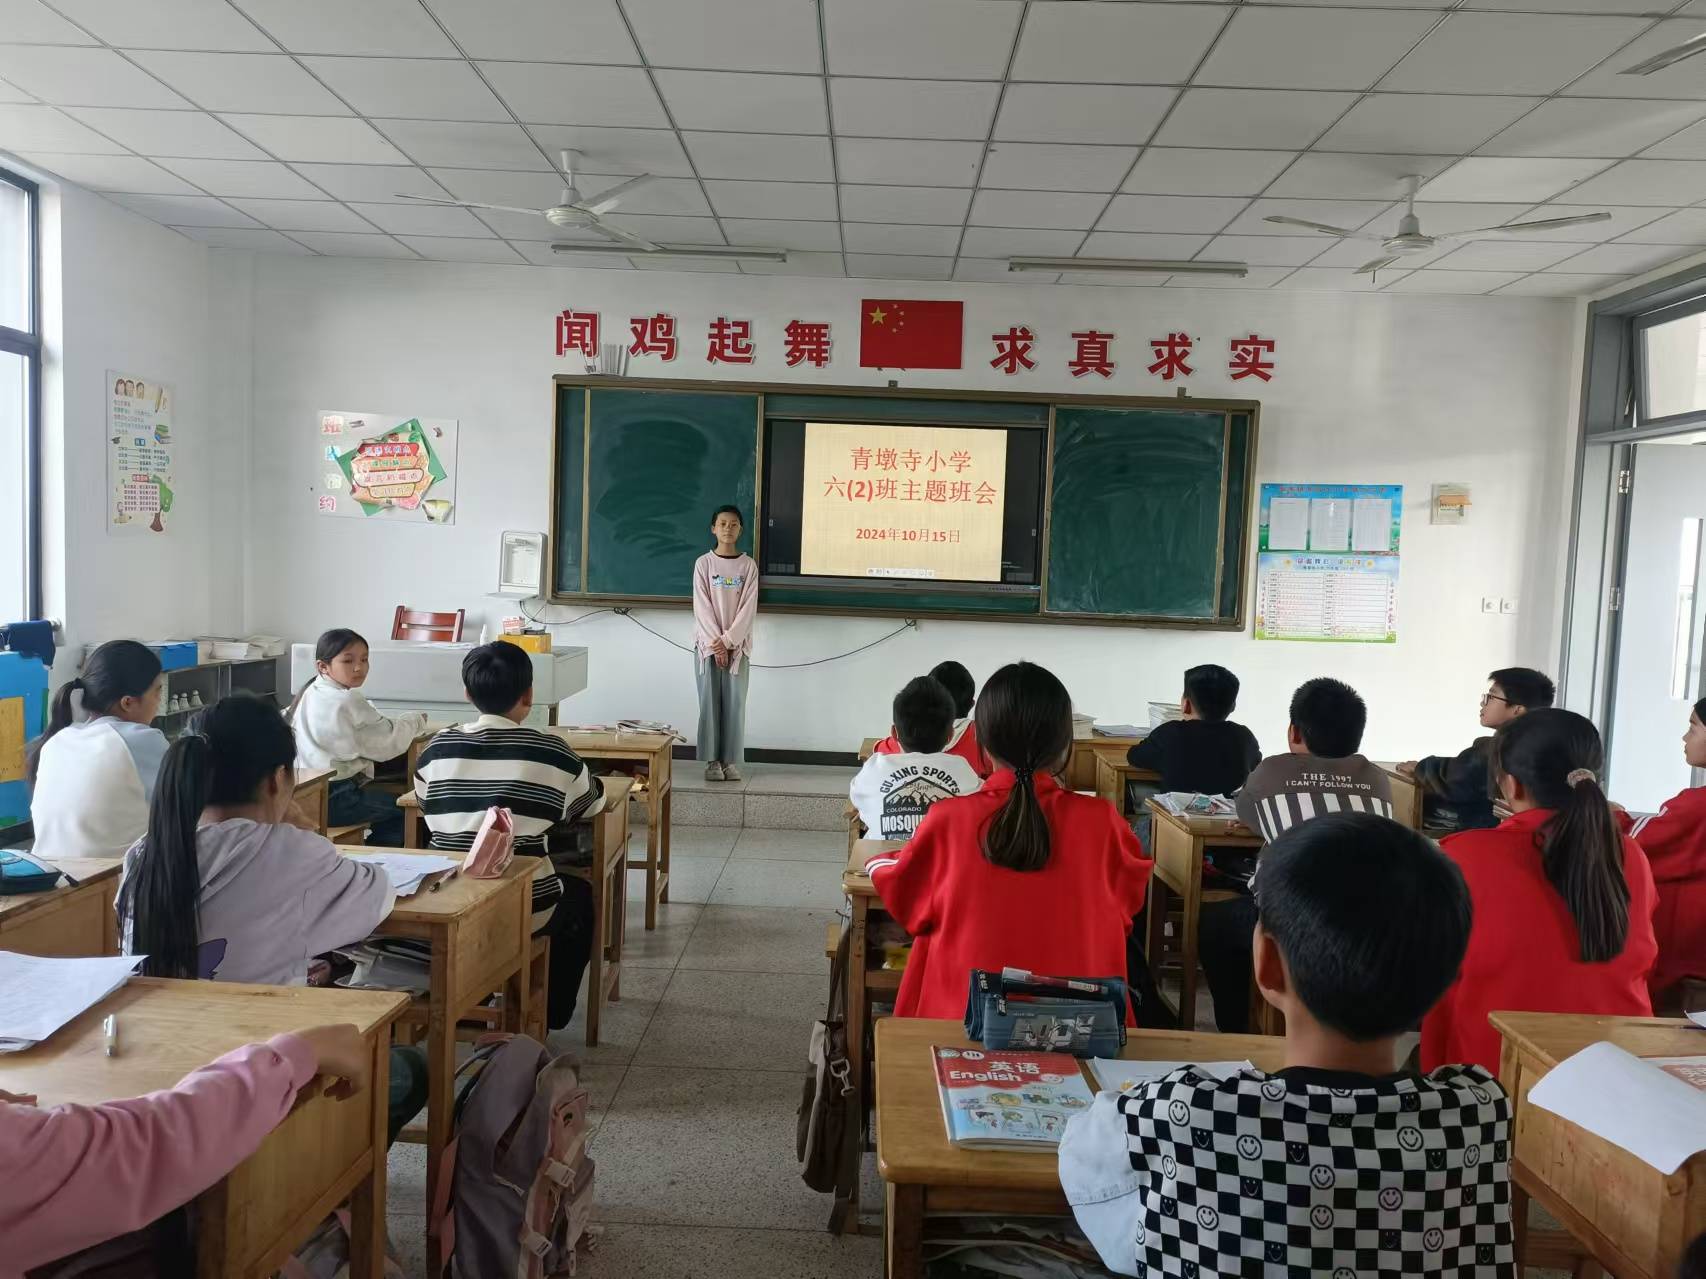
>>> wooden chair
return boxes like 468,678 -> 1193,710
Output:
391,606 -> 465,643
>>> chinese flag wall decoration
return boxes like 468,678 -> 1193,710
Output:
858,299 -> 964,370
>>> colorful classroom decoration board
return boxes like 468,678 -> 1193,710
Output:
1254,483 -> 1402,643
107,371 -> 176,535
313,410 -> 459,524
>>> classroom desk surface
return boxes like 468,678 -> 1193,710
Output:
1067,726 -> 1146,792
0,976 -> 408,1279
1376,761 -> 1424,831
0,856 -> 124,957
550,728 -> 674,932
560,776 -> 632,1047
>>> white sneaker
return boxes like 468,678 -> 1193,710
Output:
704,761 -> 725,781
721,763 -> 743,781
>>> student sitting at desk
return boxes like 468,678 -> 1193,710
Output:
871,660 -> 992,778
1423,708 -> 1657,1073
1621,697 -> 1706,1004
850,674 -> 982,842
414,641 -> 606,1031
1399,667 -> 1554,833
1061,812 -> 1514,1278
863,660 -> 1150,1021
1126,663 -> 1260,797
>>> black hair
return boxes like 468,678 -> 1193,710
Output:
288,627 -> 368,716
1488,667 -> 1556,711
28,639 -> 162,781
1290,677 -> 1367,758
1183,664 -> 1240,722
1256,811 -> 1471,1041
462,640 -> 534,716
928,660 -> 976,718
893,675 -> 956,754
1695,696 -> 1706,724
117,693 -> 297,980
974,661 -> 1073,873
711,504 -> 744,525
1490,708 -> 1630,964
1679,1231 -> 1706,1279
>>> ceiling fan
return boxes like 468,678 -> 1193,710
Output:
395,149 -> 661,251
1262,174 -> 1613,277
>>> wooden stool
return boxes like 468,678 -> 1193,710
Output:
327,821 -> 370,844
451,935 -> 553,1044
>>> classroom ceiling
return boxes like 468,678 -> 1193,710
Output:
5,0 -> 1706,296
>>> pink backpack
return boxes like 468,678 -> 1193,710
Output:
427,1035 -> 595,1278
462,806 -> 515,878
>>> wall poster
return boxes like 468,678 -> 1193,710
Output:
1254,483 -> 1402,643
107,371 -> 175,535
313,410 -> 459,524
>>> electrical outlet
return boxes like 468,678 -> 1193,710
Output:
1482,597 -> 1498,614
1501,598 -> 1517,615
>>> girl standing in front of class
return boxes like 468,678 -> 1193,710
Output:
692,504 -> 758,782
289,628 -> 425,845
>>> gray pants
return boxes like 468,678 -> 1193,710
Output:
696,654 -> 750,765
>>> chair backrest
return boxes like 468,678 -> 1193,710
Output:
392,605 -> 465,642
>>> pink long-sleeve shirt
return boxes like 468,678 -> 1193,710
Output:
2,1032 -> 319,1276
692,550 -> 758,674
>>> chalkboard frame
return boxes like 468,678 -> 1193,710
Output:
549,375 -> 1260,630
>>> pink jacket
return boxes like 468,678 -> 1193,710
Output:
2,1033 -> 318,1275
692,551 -> 758,674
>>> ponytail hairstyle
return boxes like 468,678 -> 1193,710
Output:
974,661 -> 1074,873
287,627 -> 368,718
118,693 -> 297,979
27,639 -> 162,781
1489,707 -> 1630,963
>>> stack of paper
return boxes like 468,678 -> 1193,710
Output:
0,951 -> 144,1052
1152,792 -> 1238,818
1089,1058 -> 1254,1092
1148,701 -> 1185,729
1092,723 -> 1145,738
345,852 -> 461,897
1528,1040 -> 1706,1173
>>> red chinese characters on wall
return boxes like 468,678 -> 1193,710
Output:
784,319 -> 832,368
629,312 -> 677,360
707,316 -> 755,364
990,326 -> 1036,375
1068,330 -> 1116,379
1147,332 -> 1193,382
555,310 -> 599,359
1229,334 -> 1277,382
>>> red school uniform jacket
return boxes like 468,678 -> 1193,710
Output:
1421,807 -> 1658,1074
873,718 -> 993,779
864,770 -> 1151,1022
1625,786 -> 1706,997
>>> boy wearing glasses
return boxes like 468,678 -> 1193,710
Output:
1398,667 -> 1554,833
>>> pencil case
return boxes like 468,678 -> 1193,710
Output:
0,850 -> 60,894
964,969 -> 1128,1057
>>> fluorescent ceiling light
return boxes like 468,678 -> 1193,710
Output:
551,242 -> 787,262
1007,257 -> 1248,278
1621,33 -> 1706,75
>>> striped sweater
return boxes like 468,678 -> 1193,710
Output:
1233,751 -> 1393,842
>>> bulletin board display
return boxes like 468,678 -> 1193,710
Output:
107,371 -> 175,535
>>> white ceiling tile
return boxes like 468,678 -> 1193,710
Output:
1564,20 -> 1706,100
959,227 -> 1084,256
1305,235 -> 1449,268
226,198 -> 375,231
464,208 -> 580,241
348,200 -> 493,236
970,188 -> 1109,230
1274,266 -> 1407,291
825,0 -> 1021,78
64,107 -> 263,158
954,258 -> 1042,283
1467,0 -> 1659,11
1502,203 -> 1675,240
107,192 -> 258,227
1055,270 -> 1169,287
1495,272 -> 1624,295
478,63 -> 666,128
285,230 -> 420,257
170,224 -> 310,252
574,173 -> 710,216
1379,13 -> 1648,95
656,71 -> 826,136
1097,193 -> 1246,234
303,58 -> 510,123
423,0 -> 639,63
1480,100 -> 1706,159
838,184 -> 970,224
1563,160 -> 1706,206
0,47 -> 188,109
1427,239 -> 1586,271
588,213 -> 724,244
992,84 -> 1174,146
230,0 -> 459,55
371,119 -> 546,170
829,78 -> 998,142
624,0 -> 822,72
980,143 -> 1136,194
841,223 -> 962,255
223,114 -> 409,164
1198,234 -> 1328,266
1383,202 -> 1535,235
510,240 -> 630,267
1618,209 -> 1706,245
0,0 -> 97,43
6,106 -> 128,153
432,169 -> 710,215
128,53 -> 349,115
844,252 -> 954,280
683,132 -> 832,181
525,126 -> 692,177
1419,156 -> 1610,202
630,255 -> 742,272
1197,8 -> 1437,91
837,138 -> 983,187
740,251 -> 847,276
154,158 -> 325,198
1315,94 -> 1540,155
50,0 -> 272,50
720,219 -> 844,251
704,180 -> 837,220
1013,2 -> 1226,83
14,151 -> 198,193
0,77 -> 32,103
1546,242 -> 1698,274
1265,153 -> 1453,200
1155,89 -> 1358,149
1165,266 -> 1297,289
1383,270 -> 1524,293
1225,198 -> 1392,236
290,164 -> 451,202
1643,120 -> 1706,161
396,235 -> 526,263
1123,148 -> 1294,196
1077,230 -> 1213,257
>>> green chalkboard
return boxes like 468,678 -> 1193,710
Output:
1045,409 -> 1231,620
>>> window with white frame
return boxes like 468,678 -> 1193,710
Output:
0,166 -> 40,623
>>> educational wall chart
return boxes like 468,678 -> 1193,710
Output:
107,371 -> 176,535
1254,483 -> 1402,643
313,410 -> 459,524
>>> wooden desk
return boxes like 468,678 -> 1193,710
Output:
837,837 -> 904,1231
1067,727 -> 1145,792
875,1015 -> 1286,1279
0,977 -> 407,1279
860,736 -> 879,761
0,856 -> 123,957
560,777 -> 631,1048
552,729 -> 674,932
1377,762 -> 1423,831
1093,755 -> 1159,817
1493,1010 -> 1706,1279
1144,803 -> 1262,1029
294,766 -> 335,834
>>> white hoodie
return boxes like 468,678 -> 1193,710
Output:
848,749 -> 982,842
291,674 -> 426,782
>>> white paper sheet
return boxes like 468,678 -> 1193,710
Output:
1528,1041 -> 1706,1174
0,951 -> 143,1049
1308,499 -> 1352,552
1266,497 -> 1310,551
1089,1058 -> 1255,1092
1351,497 -> 1392,552
345,852 -> 461,897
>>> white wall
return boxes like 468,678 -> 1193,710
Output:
244,256 -> 1576,760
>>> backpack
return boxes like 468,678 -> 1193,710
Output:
428,1035 -> 596,1278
